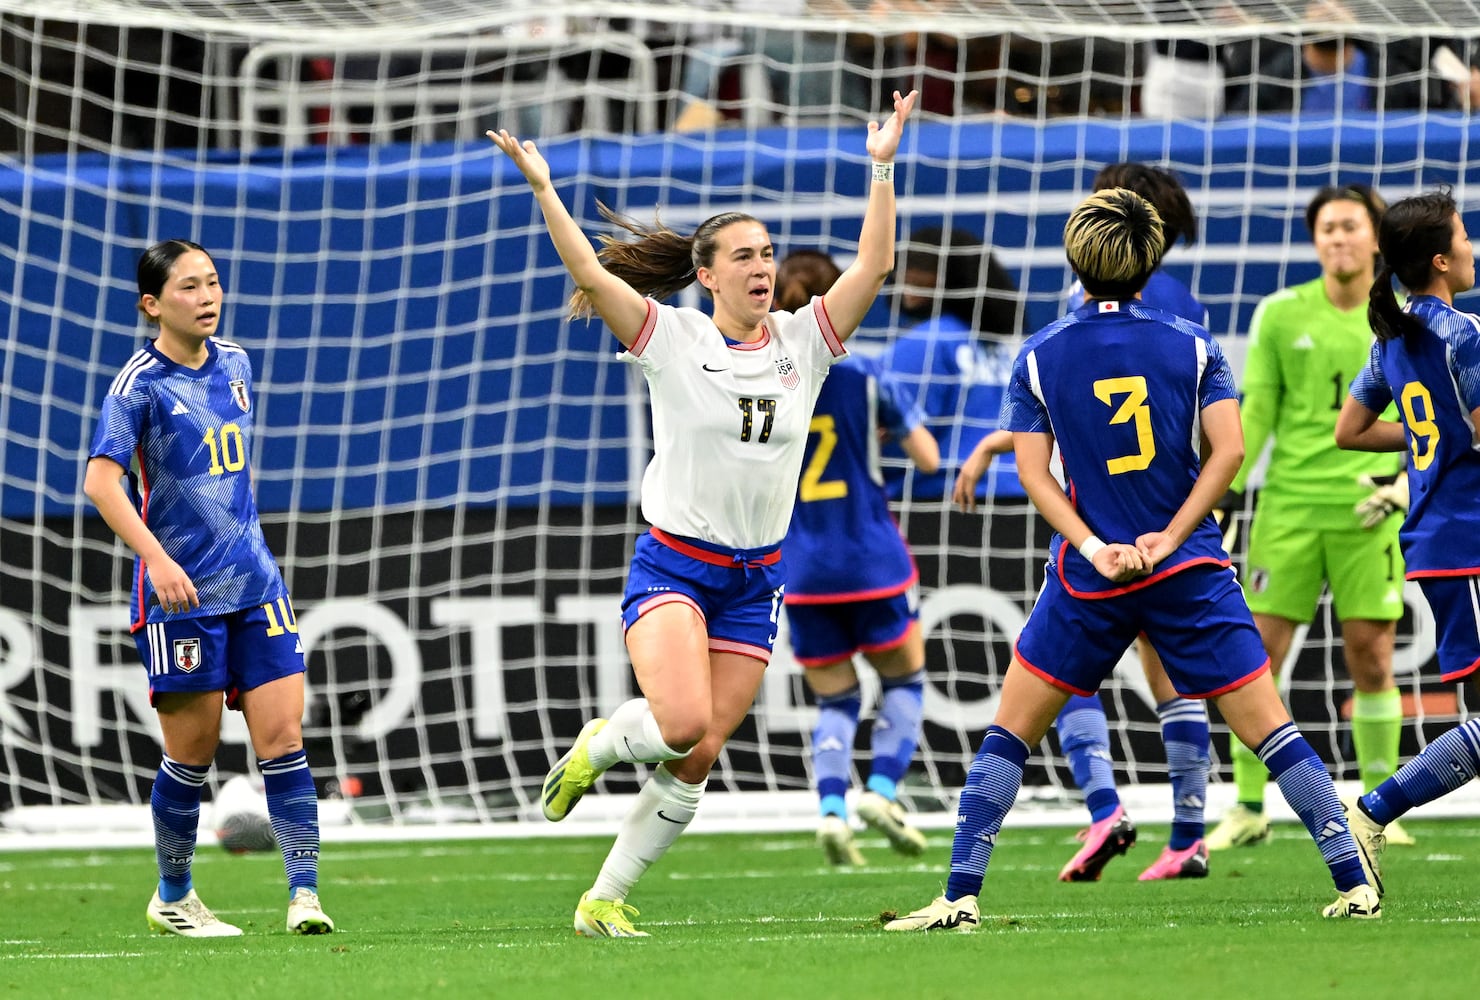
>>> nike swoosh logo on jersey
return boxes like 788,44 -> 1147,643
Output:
702,364 -> 729,373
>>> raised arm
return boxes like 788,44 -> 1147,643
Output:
487,129 -> 649,347
822,90 -> 919,341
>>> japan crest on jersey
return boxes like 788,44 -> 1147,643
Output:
172,637 -> 203,673
229,378 -> 250,413
775,356 -> 800,390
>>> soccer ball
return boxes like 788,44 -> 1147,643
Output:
212,774 -> 277,854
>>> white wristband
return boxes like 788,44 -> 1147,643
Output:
1078,535 -> 1106,563
872,161 -> 894,183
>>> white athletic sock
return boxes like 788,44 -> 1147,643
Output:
587,698 -> 689,771
589,766 -> 706,902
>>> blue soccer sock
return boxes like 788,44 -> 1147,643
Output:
151,756 -> 211,903
1056,694 -> 1120,822
261,750 -> 321,895
1362,718 -> 1480,825
812,686 -> 861,818
1256,723 -> 1365,891
945,725 -> 1032,902
867,670 -> 924,797
1158,698 -> 1210,849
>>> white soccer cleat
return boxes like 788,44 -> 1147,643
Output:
1342,799 -> 1386,898
817,815 -> 866,866
146,889 -> 243,938
286,887 -> 336,934
883,894 -> 980,932
856,791 -> 927,857
1322,884 -> 1382,919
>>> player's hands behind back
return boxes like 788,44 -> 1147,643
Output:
1090,542 -> 1151,583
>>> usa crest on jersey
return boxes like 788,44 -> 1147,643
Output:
173,637 -> 203,673
775,356 -> 800,390
229,378 -> 250,412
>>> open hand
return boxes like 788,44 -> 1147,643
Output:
866,90 -> 919,164
487,128 -> 552,193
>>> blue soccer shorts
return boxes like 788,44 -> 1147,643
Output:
1015,563 -> 1269,698
1416,575 -> 1480,683
784,587 -> 919,667
622,528 -> 786,663
135,596 -> 306,709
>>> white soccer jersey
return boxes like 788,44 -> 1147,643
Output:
622,296 -> 847,549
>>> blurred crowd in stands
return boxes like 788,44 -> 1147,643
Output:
5,0 -> 1480,153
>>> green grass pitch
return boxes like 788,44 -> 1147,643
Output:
4,818 -> 1476,999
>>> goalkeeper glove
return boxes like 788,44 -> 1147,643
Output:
1354,471 -> 1408,529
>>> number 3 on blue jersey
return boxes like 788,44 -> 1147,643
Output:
1094,375 -> 1155,474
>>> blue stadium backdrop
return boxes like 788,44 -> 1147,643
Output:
2,114 -> 1475,817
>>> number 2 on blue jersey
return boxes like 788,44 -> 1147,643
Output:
799,414 -> 847,502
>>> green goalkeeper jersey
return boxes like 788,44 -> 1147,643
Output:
1231,277 -> 1402,528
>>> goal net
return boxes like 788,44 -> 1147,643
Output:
4,0 -> 1480,839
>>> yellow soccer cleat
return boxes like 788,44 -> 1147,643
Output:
1205,803 -> 1271,850
1322,883 -> 1382,919
1343,799 -> 1386,898
542,718 -> 608,822
883,894 -> 980,932
856,791 -> 927,857
817,815 -> 866,866
1382,817 -> 1416,847
574,892 -> 650,938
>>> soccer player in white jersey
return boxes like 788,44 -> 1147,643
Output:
487,88 -> 919,938
886,189 -> 1380,932
83,240 -> 333,937
1336,190 -> 1480,891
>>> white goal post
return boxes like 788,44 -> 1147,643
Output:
3,0 -> 1480,842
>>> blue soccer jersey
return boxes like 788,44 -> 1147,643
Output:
1349,295 -> 1480,577
785,357 -> 921,603
89,337 -> 288,630
876,314 -> 1011,499
1067,269 -> 1208,327
1000,300 -> 1239,597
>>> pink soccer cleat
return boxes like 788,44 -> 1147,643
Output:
1058,804 -> 1137,882
1137,839 -> 1209,881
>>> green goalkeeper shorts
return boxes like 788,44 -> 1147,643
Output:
1242,507 -> 1405,623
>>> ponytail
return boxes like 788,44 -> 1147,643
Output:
1367,263 -> 1423,343
568,203 -> 762,320
1370,189 -> 1460,342
570,202 -> 697,319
